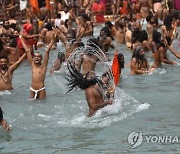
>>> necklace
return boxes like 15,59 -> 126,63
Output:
0,69 -> 8,84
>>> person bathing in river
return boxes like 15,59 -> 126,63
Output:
66,63 -> 113,117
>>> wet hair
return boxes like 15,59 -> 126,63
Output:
64,19 -> 69,28
132,28 -> 140,44
0,107 -> 3,122
153,16 -> 159,26
44,22 -> 53,31
86,37 -> 99,55
0,39 -> 4,51
57,52 -> 65,62
146,14 -> 154,23
105,21 -> 113,29
77,42 -> 85,48
0,56 -> 8,61
66,62 -> 99,92
117,53 -> 124,69
164,15 -> 172,31
172,11 -> 179,21
41,15 -> 46,21
57,13 -> 61,19
82,14 -> 91,21
152,30 -> 161,44
87,37 -> 99,48
132,46 -> 147,67
33,52 -> 42,58
139,30 -> 148,43
9,39 -> 17,48
67,29 -> 76,40
165,37 -> 172,46
100,27 -> 110,37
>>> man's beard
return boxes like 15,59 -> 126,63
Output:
4,26 -> 10,30
0,64 -> 8,70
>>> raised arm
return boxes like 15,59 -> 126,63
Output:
159,47 -> 175,64
168,46 -> 180,59
42,33 -> 55,67
19,35 -> 33,65
9,53 -> 26,72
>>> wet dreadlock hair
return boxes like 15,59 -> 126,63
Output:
117,53 -> 125,69
87,37 -> 99,49
57,52 -> 65,62
132,28 -> 140,44
132,46 -> 148,69
152,30 -> 161,44
139,30 -> 148,43
164,15 -> 173,31
0,38 -> 3,51
44,22 -> 53,31
0,107 -> 3,122
65,62 -> 100,92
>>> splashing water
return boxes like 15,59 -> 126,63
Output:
48,41 -> 151,129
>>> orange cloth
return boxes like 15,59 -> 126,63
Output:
46,0 -> 50,10
112,52 -> 120,86
120,1 -> 128,15
30,0 -> 39,12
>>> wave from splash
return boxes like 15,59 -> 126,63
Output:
53,88 -> 151,128
0,90 -> 11,96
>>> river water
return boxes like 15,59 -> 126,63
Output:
0,25 -> 180,153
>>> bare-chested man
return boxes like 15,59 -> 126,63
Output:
159,37 -> 176,65
163,37 -> 180,59
114,18 -> 125,44
151,30 -> 162,68
139,0 -> 152,19
0,54 -> 26,91
19,33 -> 55,99
75,38 -> 99,74
130,46 -> 150,75
97,27 -> 114,53
153,0 -> 168,21
66,64 -> 113,116
4,38 -> 20,65
50,52 -> 65,73
0,20 -> 14,36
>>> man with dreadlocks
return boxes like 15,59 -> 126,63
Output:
130,46 -> 150,75
66,63 -> 113,117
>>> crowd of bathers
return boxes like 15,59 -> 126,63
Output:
0,0 -> 180,130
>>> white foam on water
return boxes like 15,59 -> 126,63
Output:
136,103 -> 151,112
0,90 -> 11,95
50,88 -> 151,129
159,68 -> 166,74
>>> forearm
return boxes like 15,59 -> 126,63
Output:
93,100 -> 112,110
135,69 -> 148,74
161,58 -> 174,64
169,47 -> 180,59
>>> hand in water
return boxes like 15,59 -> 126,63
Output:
1,119 -> 11,131
108,100 -> 113,105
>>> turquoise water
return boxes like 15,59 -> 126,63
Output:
0,25 -> 180,154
